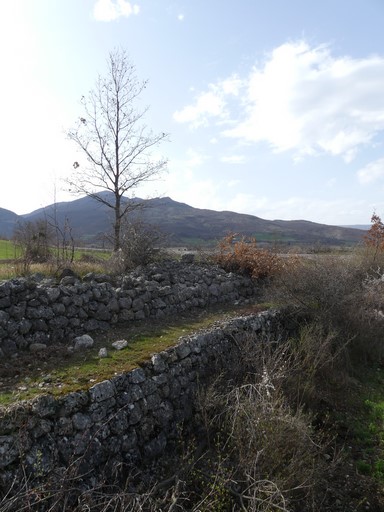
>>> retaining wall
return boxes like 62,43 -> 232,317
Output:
0,309 -> 285,493
0,260 -> 256,356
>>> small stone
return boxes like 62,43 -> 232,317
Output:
112,339 -> 128,350
74,334 -> 94,351
29,343 -> 47,353
98,347 -> 108,358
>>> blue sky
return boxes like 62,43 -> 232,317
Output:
1,0 -> 384,225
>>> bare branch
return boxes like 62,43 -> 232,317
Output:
67,48 -> 168,251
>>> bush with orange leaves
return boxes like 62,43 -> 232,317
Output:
364,213 -> 384,263
213,233 -> 284,280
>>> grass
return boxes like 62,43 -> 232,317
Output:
350,367 -> 384,484
0,239 -> 20,259
0,244 -> 112,280
0,303 -> 263,406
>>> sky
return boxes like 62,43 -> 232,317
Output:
1,0 -> 384,226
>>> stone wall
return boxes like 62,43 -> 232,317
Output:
0,310 -> 285,493
0,260 -> 256,356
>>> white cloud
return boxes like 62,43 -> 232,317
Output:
227,42 -> 384,159
93,0 -> 140,21
177,14 -> 184,21
221,76 -> 243,96
173,88 -> 226,127
357,158 -> 384,184
176,40 -> 384,161
173,75 -> 241,128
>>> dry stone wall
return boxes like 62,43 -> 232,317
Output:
0,260 -> 256,356
0,310 -> 284,493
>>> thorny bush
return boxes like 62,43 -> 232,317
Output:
213,233 -> 285,280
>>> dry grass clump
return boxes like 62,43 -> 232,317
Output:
193,327 -> 337,511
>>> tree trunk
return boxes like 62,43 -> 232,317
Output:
114,196 -> 121,251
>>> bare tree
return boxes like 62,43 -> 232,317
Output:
13,219 -> 54,263
67,48 -> 168,251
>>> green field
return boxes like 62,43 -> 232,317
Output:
0,239 -> 110,262
0,239 -> 20,259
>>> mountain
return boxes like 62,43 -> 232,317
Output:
1,194 -> 365,247
0,208 -> 21,239
341,225 -> 370,231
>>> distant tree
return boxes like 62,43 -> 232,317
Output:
119,218 -> 167,270
13,219 -> 53,263
67,48 -> 168,251
364,212 -> 384,260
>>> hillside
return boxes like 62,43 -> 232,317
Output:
0,208 -> 20,239
1,194 -> 365,247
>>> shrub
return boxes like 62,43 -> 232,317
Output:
268,253 -> 384,365
364,213 -> 384,260
195,327 -> 333,511
13,219 -> 54,264
107,220 -> 167,273
212,233 -> 284,280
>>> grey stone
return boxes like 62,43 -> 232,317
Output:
0,436 -> 18,468
176,343 -> 191,359
59,391 -> 89,416
45,287 -> 61,302
111,339 -> 128,350
74,334 -> 94,351
72,412 -> 92,431
151,353 -> 167,373
31,395 -> 57,418
98,347 -> 108,358
83,319 -> 101,331
128,403 -> 142,425
29,343 -> 47,353
0,311 -> 9,325
89,380 -> 115,402
129,368 -> 146,384
181,253 -> 195,264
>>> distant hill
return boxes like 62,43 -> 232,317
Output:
1,194 -> 365,247
0,208 -> 20,239
340,225 -> 370,231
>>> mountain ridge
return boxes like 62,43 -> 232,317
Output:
0,195 -> 365,246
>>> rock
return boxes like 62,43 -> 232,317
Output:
129,368 -> 146,384
59,268 -> 79,280
31,394 -> 57,418
60,276 -> 78,286
181,253 -> 195,264
29,343 -> 47,353
151,353 -> 167,373
98,347 -> 108,358
74,334 -> 94,351
0,435 -> 18,468
89,380 -> 115,402
176,343 -> 191,360
112,339 -> 128,350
